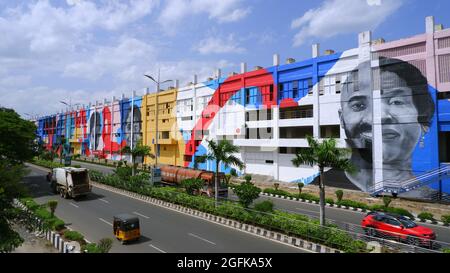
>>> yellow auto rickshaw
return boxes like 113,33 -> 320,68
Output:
113,214 -> 140,244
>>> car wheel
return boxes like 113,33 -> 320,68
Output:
407,236 -> 420,246
366,227 -> 377,237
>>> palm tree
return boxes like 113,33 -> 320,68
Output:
206,139 -> 245,207
121,140 -> 154,176
292,136 -> 355,226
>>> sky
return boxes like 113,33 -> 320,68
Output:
0,0 -> 449,118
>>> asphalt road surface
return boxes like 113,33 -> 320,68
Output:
23,164 -> 307,253
69,160 -> 450,247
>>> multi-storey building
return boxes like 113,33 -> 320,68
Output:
35,16 -> 450,198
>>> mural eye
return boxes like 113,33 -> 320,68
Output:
350,102 -> 366,112
389,99 -> 405,106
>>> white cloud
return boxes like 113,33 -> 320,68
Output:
291,0 -> 402,47
63,37 -> 156,81
158,0 -> 250,32
195,34 -> 246,55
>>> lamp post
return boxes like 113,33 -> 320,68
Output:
144,69 -> 173,167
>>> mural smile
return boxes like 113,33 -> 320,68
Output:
382,129 -> 400,140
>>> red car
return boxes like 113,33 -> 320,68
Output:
361,212 -> 436,247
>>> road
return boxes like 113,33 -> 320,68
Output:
23,164 -> 307,253
70,160 -> 450,246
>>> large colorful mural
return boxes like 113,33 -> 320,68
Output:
37,26 -> 450,198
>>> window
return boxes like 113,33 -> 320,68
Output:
319,77 -> 325,96
292,81 -> 299,98
320,125 -> 340,138
181,116 -> 193,121
245,87 -> 261,105
265,160 -> 274,164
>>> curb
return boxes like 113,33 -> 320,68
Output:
241,189 -> 449,228
92,182 -> 341,253
13,199 -> 80,253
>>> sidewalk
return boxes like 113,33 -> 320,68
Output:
235,174 -> 450,219
11,224 -> 59,253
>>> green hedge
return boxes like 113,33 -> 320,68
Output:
20,197 -> 66,231
418,212 -> 435,222
370,205 -> 414,219
64,231 -> 84,242
337,200 -> 369,211
441,215 -> 450,225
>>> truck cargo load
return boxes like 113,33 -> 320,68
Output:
50,167 -> 92,199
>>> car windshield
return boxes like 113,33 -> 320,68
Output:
398,218 -> 417,228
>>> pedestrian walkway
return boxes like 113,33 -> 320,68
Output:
11,224 -> 59,253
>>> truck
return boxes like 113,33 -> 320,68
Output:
160,165 -> 228,198
49,167 -> 92,199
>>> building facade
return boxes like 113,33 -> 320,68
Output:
36,17 -> 450,197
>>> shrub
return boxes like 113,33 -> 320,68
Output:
325,198 -> 334,205
52,219 -> 65,231
114,166 -> 132,181
64,231 -> 84,242
337,200 -> 369,210
72,165 -> 82,168
254,200 -> 274,213
182,178 -> 204,195
297,182 -> 304,195
418,212 -> 434,222
230,168 -> 238,177
335,190 -> 344,203
243,174 -> 252,183
274,183 -> 280,191
370,205 -> 414,219
97,238 -> 113,253
382,196 -> 392,208
233,182 -> 261,208
441,215 -> 450,225
443,248 -> 450,253
82,243 -> 101,253
263,188 -> 290,197
47,200 -> 58,217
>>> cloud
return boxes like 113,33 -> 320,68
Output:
158,0 -> 250,33
63,37 -> 156,81
291,0 -> 402,47
194,34 -> 246,55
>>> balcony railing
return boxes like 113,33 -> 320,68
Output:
279,109 -> 313,119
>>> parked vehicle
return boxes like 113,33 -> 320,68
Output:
113,214 -> 140,244
361,211 -> 436,247
50,167 -> 92,199
160,165 -> 228,198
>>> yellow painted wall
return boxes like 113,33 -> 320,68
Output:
142,88 -> 184,166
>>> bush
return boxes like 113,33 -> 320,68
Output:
382,196 -> 392,208
230,168 -> 238,177
263,188 -> 290,197
97,238 -> 113,253
233,182 -> 261,208
182,178 -> 204,195
64,231 -> 84,242
325,198 -> 334,205
114,166 -> 132,181
244,174 -> 252,183
254,200 -> 274,213
418,212 -> 434,222
337,199 -> 369,210
47,200 -> 58,217
441,215 -> 450,225
52,219 -> 65,231
297,182 -> 304,195
274,183 -> 280,191
443,248 -> 450,253
82,243 -> 101,253
335,190 -> 344,203
370,205 -> 414,219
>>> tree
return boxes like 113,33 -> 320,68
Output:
297,182 -> 304,196
182,178 -> 204,195
292,136 -> 355,226
121,140 -> 154,176
206,140 -> 245,207
233,180 -> 261,208
193,155 -> 206,170
0,108 -> 37,252
47,200 -> 58,217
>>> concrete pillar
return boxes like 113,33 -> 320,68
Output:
241,62 -> 247,74
312,44 -> 320,58
273,54 -> 280,66
215,69 -> 222,79
426,16 -> 435,34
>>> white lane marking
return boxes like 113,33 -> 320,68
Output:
149,244 -> 166,253
188,233 -> 216,245
69,202 -> 79,208
296,207 -> 319,215
99,218 -> 113,226
133,211 -> 150,219
99,199 -> 110,204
